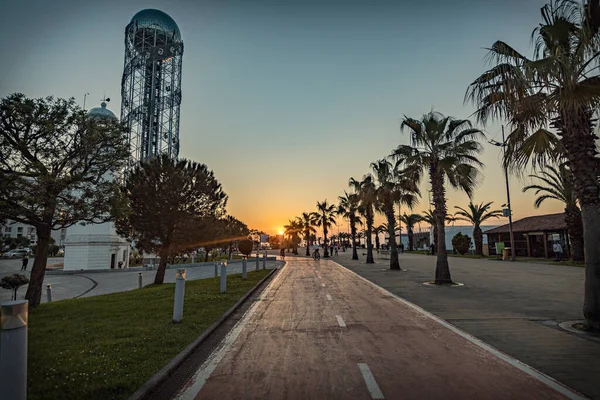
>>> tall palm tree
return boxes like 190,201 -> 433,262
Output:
466,0 -> 600,329
373,224 -> 384,250
421,209 -> 437,250
372,159 -> 419,270
395,111 -> 484,283
284,219 -> 302,255
338,191 -> 363,260
454,202 -> 503,256
315,200 -> 337,258
298,212 -> 318,256
350,175 -> 378,263
523,164 -> 584,261
400,213 -> 423,251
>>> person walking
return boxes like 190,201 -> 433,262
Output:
334,245 -> 339,256
430,242 -> 436,256
280,247 -> 285,261
21,254 -> 29,271
553,241 -> 563,261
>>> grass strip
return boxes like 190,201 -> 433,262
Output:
27,269 -> 271,400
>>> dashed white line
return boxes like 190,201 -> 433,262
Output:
326,294 -> 332,301
335,315 -> 346,327
358,363 -> 385,399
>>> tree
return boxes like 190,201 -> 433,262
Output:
350,175 -> 378,263
466,0 -> 600,329
395,111 -> 484,283
338,191 -> 362,260
454,202 -> 503,256
373,225 -> 384,250
284,218 -> 302,255
523,164 -> 584,261
452,233 -> 472,255
0,94 -> 130,306
315,200 -> 337,257
116,155 -> 227,284
219,215 -> 249,259
372,159 -> 419,270
298,212 -> 318,256
400,213 -> 423,251
0,274 -> 29,301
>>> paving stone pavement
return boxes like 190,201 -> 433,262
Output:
326,248 -> 600,400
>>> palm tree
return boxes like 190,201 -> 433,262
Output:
284,219 -> 302,255
338,191 -> 363,260
523,164 -> 584,261
372,159 -> 419,270
466,0 -> 600,329
454,202 -> 503,256
373,225 -> 384,250
400,213 -> 423,251
298,212 -> 318,256
421,209 -> 437,250
395,111 -> 484,283
350,175 -> 378,263
315,200 -> 337,258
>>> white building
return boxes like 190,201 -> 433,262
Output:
63,101 -> 130,270
429,224 -> 501,253
2,220 -> 65,247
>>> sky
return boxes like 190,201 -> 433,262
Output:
0,0 -> 564,235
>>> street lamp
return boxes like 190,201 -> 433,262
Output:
489,125 -> 516,261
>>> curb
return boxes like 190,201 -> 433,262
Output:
129,263 -> 283,400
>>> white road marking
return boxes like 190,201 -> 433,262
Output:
321,283 -> 326,287
358,363 -> 385,399
173,267 -> 283,400
326,294 -> 332,301
335,315 -> 346,327
336,261 -> 588,400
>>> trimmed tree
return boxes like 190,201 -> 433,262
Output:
451,233 -> 472,255
0,94 -> 130,306
116,155 -> 227,284
0,274 -> 29,301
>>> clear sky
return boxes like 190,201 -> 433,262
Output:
0,0 -> 563,235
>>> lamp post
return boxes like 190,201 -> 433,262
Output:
489,125 -> 516,261
83,92 -> 90,111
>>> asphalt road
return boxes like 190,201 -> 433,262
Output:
175,258 -> 582,400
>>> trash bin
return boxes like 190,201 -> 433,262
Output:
502,248 -> 511,261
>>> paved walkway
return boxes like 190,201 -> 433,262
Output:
330,249 -> 600,400
174,259 -> 584,399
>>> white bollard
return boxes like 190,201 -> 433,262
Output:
0,300 -> 28,400
263,250 -> 267,270
46,284 -> 52,303
172,269 -> 186,323
220,262 -> 227,293
138,272 -> 143,289
242,258 -> 247,280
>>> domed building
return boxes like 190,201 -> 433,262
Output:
63,101 -> 130,271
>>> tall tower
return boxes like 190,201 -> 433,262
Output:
121,9 -> 184,167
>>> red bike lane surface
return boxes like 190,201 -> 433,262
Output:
176,259 -> 583,400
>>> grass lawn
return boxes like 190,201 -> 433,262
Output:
27,269 -> 272,400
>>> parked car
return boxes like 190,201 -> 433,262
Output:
2,249 -> 29,258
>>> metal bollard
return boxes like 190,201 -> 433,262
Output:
242,258 -> 247,280
46,284 -> 52,302
220,262 -> 227,293
263,250 -> 267,270
0,300 -> 28,400
173,269 -> 186,323
138,272 -> 143,289
214,261 -> 218,277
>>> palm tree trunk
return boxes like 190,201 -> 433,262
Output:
564,205 -> 584,261
154,253 -> 169,284
350,215 -> 358,260
473,225 -> 483,256
582,203 -> 600,330
305,234 -> 310,256
431,168 -> 452,284
375,235 -> 380,250
366,208 -> 374,264
408,227 -> 414,251
386,209 -> 399,270
323,222 -> 329,258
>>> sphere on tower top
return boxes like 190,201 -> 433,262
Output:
130,9 -> 181,40
87,102 -> 117,121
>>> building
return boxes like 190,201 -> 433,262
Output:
2,220 -> 66,247
483,213 -> 569,258
62,102 -> 130,270
428,225 -> 500,254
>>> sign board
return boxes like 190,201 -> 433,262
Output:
260,234 -> 270,243
495,242 -> 505,255
502,208 -> 510,217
